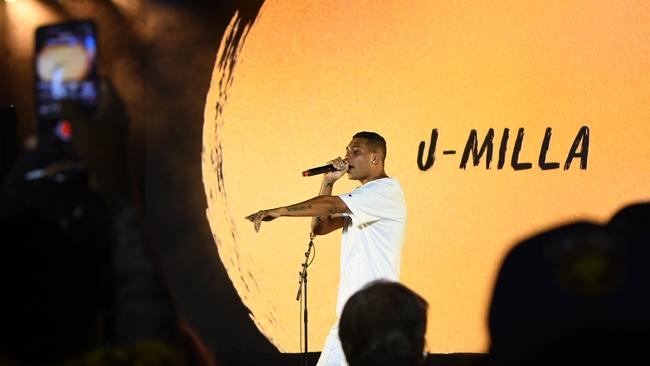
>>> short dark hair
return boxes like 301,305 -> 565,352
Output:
354,131 -> 387,161
339,280 -> 428,366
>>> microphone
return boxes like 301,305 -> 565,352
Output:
302,164 -> 338,177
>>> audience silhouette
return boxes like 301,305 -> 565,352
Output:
0,209 -> 110,364
339,280 -> 428,366
488,215 -> 650,366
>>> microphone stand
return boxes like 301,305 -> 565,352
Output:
296,233 -> 315,366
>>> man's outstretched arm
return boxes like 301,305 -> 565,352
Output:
310,179 -> 346,236
246,195 -> 349,233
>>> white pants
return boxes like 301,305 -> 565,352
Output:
316,324 -> 348,366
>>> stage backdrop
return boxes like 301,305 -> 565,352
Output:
202,0 -> 649,353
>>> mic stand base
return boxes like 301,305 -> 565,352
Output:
296,233 -> 315,366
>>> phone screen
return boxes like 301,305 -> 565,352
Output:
34,20 -> 99,119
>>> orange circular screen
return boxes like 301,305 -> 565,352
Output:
203,1 -> 650,353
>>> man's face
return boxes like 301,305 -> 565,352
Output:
345,137 -> 376,180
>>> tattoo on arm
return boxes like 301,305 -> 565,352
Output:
288,204 -> 312,212
325,182 -> 334,188
314,216 -> 322,223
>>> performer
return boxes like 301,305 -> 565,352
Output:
246,131 -> 407,366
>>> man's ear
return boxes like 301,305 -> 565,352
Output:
371,151 -> 383,165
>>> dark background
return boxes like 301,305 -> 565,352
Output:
0,0 -> 274,355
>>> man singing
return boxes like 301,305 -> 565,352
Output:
246,131 -> 407,366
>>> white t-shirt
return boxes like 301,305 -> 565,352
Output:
335,177 -> 407,316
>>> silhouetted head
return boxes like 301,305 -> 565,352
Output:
339,280 -> 428,366
488,221 -> 650,366
607,201 -> 650,244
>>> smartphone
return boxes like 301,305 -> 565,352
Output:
34,20 -> 99,151
35,20 -> 99,118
